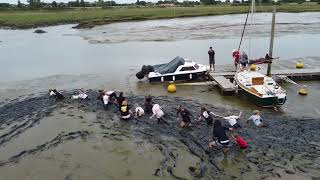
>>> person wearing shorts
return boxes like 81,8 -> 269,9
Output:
208,47 -> 215,72
209,120 -> 232,155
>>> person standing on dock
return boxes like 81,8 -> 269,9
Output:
232,49 -> 241,71
240,51 -> 248,70
208,46 -> 215,72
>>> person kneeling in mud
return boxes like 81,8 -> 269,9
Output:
177,106 -> 193,128
144,95 -> 153,114
49,89 -> 64,101
247,110 -> 268,127
150,103 -> 166,124
115,92 -> 126,109
214,111 -> 242,129
197,106 -> 214,126
209,120 -> 233,155
120,100 -> 133,120
134,103 -> 145,118
71,89 -> 89,100
231,133 -> 248,151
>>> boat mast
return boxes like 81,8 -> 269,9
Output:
267,6 -> 276,77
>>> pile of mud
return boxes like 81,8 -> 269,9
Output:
0,90 -> 319,180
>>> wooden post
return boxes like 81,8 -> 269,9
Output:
267,6 -> 276,77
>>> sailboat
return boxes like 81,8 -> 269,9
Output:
234,1 -> 287,107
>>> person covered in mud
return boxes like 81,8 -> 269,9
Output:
115,92 -> 126,108
209,120 -> 233,155
214,111 -> 242,129
247,110 -> 267,127
197,106 -> 214,125
150,103 -> 166,124
208,46 -> 215,72
71,89 -> 88,100
120,100 -> 132,120
177,105 -> 193,128
134,103 -> 145,118
144,95 -> 153,114
49,89 -> 64,100
231,133 -> 248,150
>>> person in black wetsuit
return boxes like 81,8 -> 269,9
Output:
144,95 -> 153,114
177,106 -> 193,128
198,106 -> 214,126
208,120 -> 233,155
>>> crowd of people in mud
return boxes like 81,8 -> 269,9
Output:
49,88 -> 268,155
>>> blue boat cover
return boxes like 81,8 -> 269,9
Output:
153,56 -> 185,74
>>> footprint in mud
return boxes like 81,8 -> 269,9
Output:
68,106 -> 75,109
67,114 -> 75,117
78,116 -> 84,119
60,112 -> 66,114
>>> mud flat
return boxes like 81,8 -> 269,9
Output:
0,90 -> 319,180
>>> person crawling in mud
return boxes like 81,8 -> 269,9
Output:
231,133 -> 248,150
144,95 -> 153,114
49,89 -> 64,100
150,103 -> 166,124
115,92 -> 126,110
177,105 -> 193,128
120,100 -> 132,120
214,111 -> 242,129
209,120 -> 233,155
247,110 -> 268,127
71,89 -> 88,100
197,106 -> 214,125
98,89 -> 118,110
134,103 -> 145,118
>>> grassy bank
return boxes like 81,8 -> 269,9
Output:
0,4 -> 320,29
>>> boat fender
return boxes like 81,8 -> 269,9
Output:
299,86 -> 308,95
168,83 -> 176,93
296,62 -> 304,69
136,71 -> 145,79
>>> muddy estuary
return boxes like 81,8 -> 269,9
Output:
0,12 -> 320,180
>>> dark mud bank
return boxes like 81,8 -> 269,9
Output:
0,90 -> 319,179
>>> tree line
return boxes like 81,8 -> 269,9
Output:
0,0 -> 318,9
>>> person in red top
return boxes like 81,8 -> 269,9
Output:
232,49 -> 241,71
231,134 -> 248,150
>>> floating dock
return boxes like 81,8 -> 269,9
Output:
209,67 -> 320,95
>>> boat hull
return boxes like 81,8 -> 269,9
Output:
149,72 -> 206,83
238,86 -> 286,107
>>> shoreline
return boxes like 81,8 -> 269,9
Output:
0,90 -> 319,179
0,5 -> 320,30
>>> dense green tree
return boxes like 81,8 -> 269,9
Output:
51,1 -> 57,7
17,0 -> 22,8
200,0 -> 216,5
80,0 -> 85,6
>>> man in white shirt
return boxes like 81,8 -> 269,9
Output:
213,111 -> 242,129
247,110 -> 267,127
